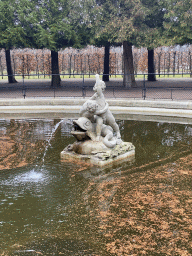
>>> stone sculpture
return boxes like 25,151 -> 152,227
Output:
61,74 -> 135,166
82,74 -> 121,141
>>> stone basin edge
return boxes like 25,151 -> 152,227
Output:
0,98 -> 192,118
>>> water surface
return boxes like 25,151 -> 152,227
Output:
0,118 -> 192,255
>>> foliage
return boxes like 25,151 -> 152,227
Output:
92,0 -> 148,47
162,0 -> 192,45
28,0 -> 93,51
0,0 -> 26,49
140,0 -> 166,49
16,0 -> 39,48
0,0 -> 94,51
0,0 -> 192,56
92,0 -> 192,49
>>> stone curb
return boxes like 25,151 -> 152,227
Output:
1,98 -> 192,108
0,98 -> 192,118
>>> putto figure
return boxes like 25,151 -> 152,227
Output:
80,74 -> 121,143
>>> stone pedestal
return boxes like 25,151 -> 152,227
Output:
61,141 -> 135,167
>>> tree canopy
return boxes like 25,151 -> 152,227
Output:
0,0 -> 25,49
26,0 -> 93,51
15,0 -> 94,86
0,0 -> 192,85
92,0 -> 148,47
162,0 -> 192,45
1,0 -> 192,51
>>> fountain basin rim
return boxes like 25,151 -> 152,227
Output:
1,104 -> 192,119
1,98 -> 192,111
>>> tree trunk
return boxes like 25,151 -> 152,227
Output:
148,49 -> 156,81
51,50 -> 60,87
5,49 -> 17,83
123,41 -> 136,88
103,43 -> 110,82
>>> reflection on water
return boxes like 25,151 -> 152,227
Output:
0,118 -> 192,255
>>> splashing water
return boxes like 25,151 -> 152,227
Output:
14,169 -> 45,184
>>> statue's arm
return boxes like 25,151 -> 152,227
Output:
90,93 -> 97,100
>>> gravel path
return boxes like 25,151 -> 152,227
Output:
0,77 -> 192,100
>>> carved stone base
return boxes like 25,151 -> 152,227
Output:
60,141 -> 135,167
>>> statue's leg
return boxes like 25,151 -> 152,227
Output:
96,116 -> 103,141
111,122 -> 121,138
105,111 -> 121,139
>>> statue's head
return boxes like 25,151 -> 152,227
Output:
86,100 -> 98,113
73,117 -> 93,132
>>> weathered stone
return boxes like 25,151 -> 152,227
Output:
61,141 -> 135,167
70,140 -> 108,155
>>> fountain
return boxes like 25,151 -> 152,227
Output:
60,74 -> 135,166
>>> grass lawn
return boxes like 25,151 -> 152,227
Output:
0,73 -> 191,81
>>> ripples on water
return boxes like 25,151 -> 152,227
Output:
2,169 -> 46,185
0,118 -> 192,255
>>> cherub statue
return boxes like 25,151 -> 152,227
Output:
80,99 -> 109,140
62,74 -> 135,163
89,74 -> 121,142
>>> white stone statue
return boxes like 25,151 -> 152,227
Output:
60,74 -> 135,166
80,74 -> 121,143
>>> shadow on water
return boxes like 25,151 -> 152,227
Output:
1,118 -> 192,255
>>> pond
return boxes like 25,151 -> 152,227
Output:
0,118 -> 192,255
